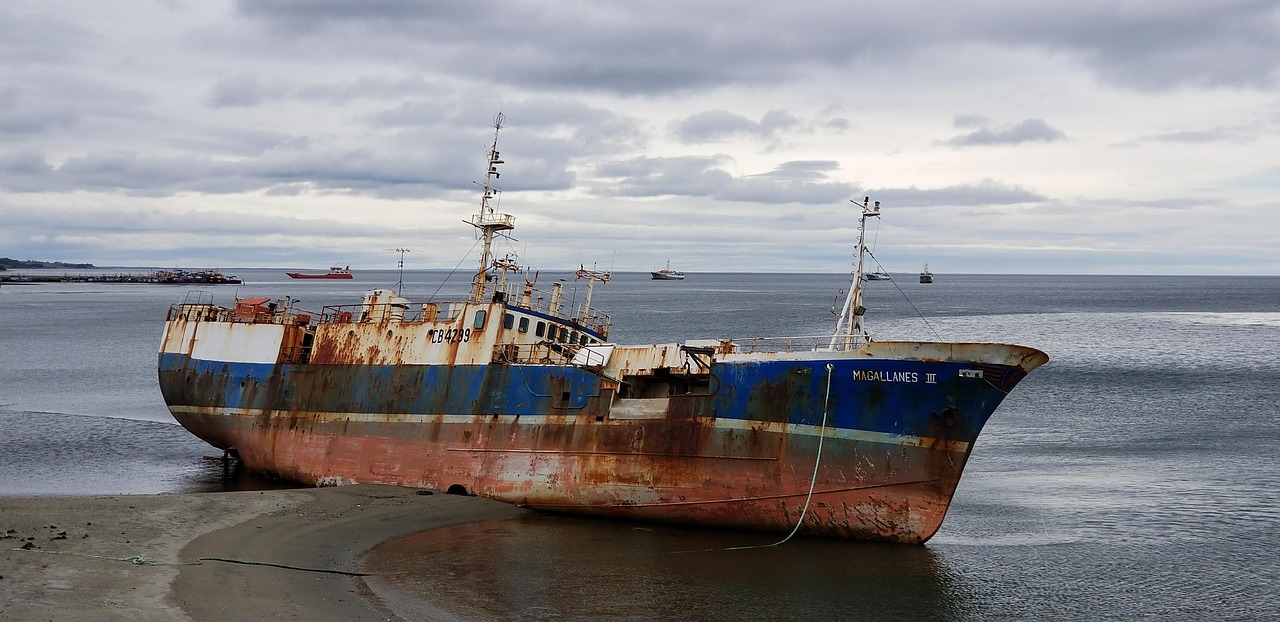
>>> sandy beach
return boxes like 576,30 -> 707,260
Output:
0,484 -> 527,621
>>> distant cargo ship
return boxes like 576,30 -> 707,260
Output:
286,266 -> 353,279
158,117 -> 1047,543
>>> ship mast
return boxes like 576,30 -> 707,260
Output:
574,263 -> 611,325
469,113 -> 516,303
830,197 -> 881,351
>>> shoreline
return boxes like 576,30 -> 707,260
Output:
0,485 -> 528,621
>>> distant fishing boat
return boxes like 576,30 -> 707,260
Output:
865,270 -> 891,281
157,118 -> 1048,544
286,266 -> 353,280
920,263 -> 934,283
650,261 -> 685,280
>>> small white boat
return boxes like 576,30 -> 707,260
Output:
650,261 -> 685,280
865,270 -> 891,281
920,263 -> 934,283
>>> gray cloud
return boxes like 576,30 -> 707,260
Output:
0,145 -> 462,197
1136,126 -> 1253,145
1,1 -> 1277,274
595,157 -> 852,204
231,1 -> 1280,93
208,74 -> 271,107
862,180 -> 1045,207
1018,1 -> 1280,90
673,110 -> 801,143
0,107 -> 80,136
0,7 -> 90,65
952,114 -> 990,129
947,119 -> 1066,147
3,202 -> 398,238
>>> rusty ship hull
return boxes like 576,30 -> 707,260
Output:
157,118 -> 1047,543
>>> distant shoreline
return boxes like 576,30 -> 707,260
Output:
0,258 -> 97,270
0,268 -> 242,285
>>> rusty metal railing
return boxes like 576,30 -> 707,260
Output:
491,342 -> 589,366
731,335 -> 854,354
319,302 -> 465,324
167,303 -> 232,323
167,301 -> 320,327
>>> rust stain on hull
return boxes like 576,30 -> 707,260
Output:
168,404 -> 985,543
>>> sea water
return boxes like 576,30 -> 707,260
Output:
2,271 -> 1278,620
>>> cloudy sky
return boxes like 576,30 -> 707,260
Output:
2,1 -> 1278,274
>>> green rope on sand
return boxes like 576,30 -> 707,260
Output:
196,556 -> 370,577
8,546 -> 368,576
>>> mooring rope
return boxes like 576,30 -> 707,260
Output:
8,547 -> 369,576
672,362 -> 834,553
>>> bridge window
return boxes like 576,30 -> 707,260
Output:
536,321 -> 546,337
518,317 -> 529,333
503,313 -> 515,329
473,310 -> 487,329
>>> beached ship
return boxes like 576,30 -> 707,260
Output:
157,117 -> 1047,543
286,266 -> 353,279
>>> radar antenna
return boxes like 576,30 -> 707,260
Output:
389,247 -> 415,292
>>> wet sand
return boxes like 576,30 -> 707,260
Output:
0,484 -> 527,621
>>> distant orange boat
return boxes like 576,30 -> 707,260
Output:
286,266 -> 353,279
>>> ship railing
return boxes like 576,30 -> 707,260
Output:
563,303 -> 611,337
477,280 -> 612,336
167,302 -> 232,322
230,305 -> 319,326
491,342 -> 586,366
167,293 -> 325,326
471,212 -> 516,229
319,302 -> 466,325
732,334 -> 863,354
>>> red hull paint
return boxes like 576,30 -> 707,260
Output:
286,273 -> 353,279
287,266 -> 353,279
172,410 -> 970,543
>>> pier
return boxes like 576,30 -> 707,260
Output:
0,268 -> 242,285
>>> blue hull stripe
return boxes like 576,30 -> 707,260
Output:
158,353 -> 1015,443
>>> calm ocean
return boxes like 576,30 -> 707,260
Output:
2,269 -> 1278,620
